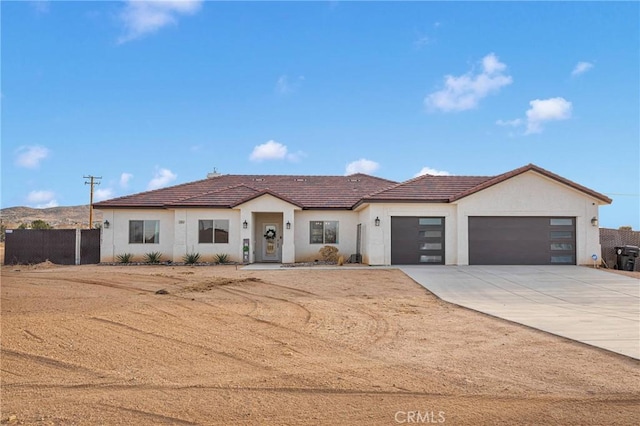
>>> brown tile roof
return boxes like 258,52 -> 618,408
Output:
94,164 -> 612,210
359,175 -> 493,204
94,174 -> 398,209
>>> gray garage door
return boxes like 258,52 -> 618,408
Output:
391,217 -> 445,264
469,217 -> 576,265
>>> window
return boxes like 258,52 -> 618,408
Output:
550,231 -> 573,239
419,218 -> 442,225
198,220 -> 229,243
550,218 -> 573,226
551,255 -> 574,264
551,243 -> 573,251
420,255 -> 442,263
310,221 -> 339,244
420,243 -> 442,250
419,230 -> 442,238
129,220 -> 159,244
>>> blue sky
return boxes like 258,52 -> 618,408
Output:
2,1 -> 639,229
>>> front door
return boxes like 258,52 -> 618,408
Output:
262,224 -> 280,262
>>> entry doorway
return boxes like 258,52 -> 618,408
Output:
261,223 -> 281,262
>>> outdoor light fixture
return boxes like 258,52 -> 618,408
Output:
243,220 -> 248,229
286,221 -> 291,229
375,216 -> 380,227
103,220 -> 110,229
591,217 -> 598,227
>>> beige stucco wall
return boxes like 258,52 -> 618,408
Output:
454,171 -> 603,265
98,209 -> 175,263
179,208 -> 241,263
359,203 -> 458,265
293,210 -> 360,262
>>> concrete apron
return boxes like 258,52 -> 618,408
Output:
400,265 -> 640,360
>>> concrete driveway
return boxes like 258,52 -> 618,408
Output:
400,266 -> 640,359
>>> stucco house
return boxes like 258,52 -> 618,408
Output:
94,164 -> 611,266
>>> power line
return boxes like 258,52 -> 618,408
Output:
84,175 -> 102,229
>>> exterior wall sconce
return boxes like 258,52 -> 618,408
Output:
243,220 -> 248,229
286,221 -> 291,229
591,217 -> 598,227
103,220 -> 110,229
375,217 -> 380,227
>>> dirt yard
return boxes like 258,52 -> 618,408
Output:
1,264 -> 638,425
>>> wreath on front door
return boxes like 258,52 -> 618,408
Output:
264,229 -> 277,240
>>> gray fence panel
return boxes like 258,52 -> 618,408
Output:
80,229 -> 101,264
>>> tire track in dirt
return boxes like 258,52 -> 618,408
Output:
200,284 -> 406,391
96,403 -> 198,425
6,382 -> 638,404
88,317 -> 271,370
258,280 -> 395,350
1,348 -> 110,377
225,287 -> 312,324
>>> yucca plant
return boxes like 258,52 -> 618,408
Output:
116,253 -> 133,264
183,252 -> 201,265
214,253 -> 229,264
144,251 -> 163,264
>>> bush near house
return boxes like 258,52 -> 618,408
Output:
144,252 -> 163,264
183,252 -> 201,264
116,253 -> 134,264
214,253 -> 229,264
319,246 -> 339,263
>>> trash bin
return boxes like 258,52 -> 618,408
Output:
614,245 -> 639,271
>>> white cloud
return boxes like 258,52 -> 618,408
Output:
571,61 -> 593,77
496,118 -> 523,127
275,75 -> 304,95
249,140 -> 303,162
497,98 -> 572,135
120,172 -> 133,188
26,190 -> 58,208
94,188 -> 114,202
425,53 -> 512,112
15,145 -> 50,169
345,159 -> 380,175
414,166 -> 451,177
147,168 -> 177,190
525,97 -> 572,134
30,1 -> 50,14
118,0 -> 203,43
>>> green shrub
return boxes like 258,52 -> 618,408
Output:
144,251 -> 163,264
116,253 -> 133,264
214,253 -> 229,264
183,252 -> 201,264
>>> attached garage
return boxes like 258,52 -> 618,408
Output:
468,216 -> 576,265
391,217 -> 445,264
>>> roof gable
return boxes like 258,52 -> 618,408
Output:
449,164 -> 612,204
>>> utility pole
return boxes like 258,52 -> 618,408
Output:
84,175 -> 101,229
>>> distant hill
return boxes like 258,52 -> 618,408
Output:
0,205 -> 103,229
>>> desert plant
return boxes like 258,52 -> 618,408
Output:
144,251 -> 163,264
183,252 -> 201,265
319,245 -> 339,262
214,253 -> 229,264
116,253 -> 133,264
